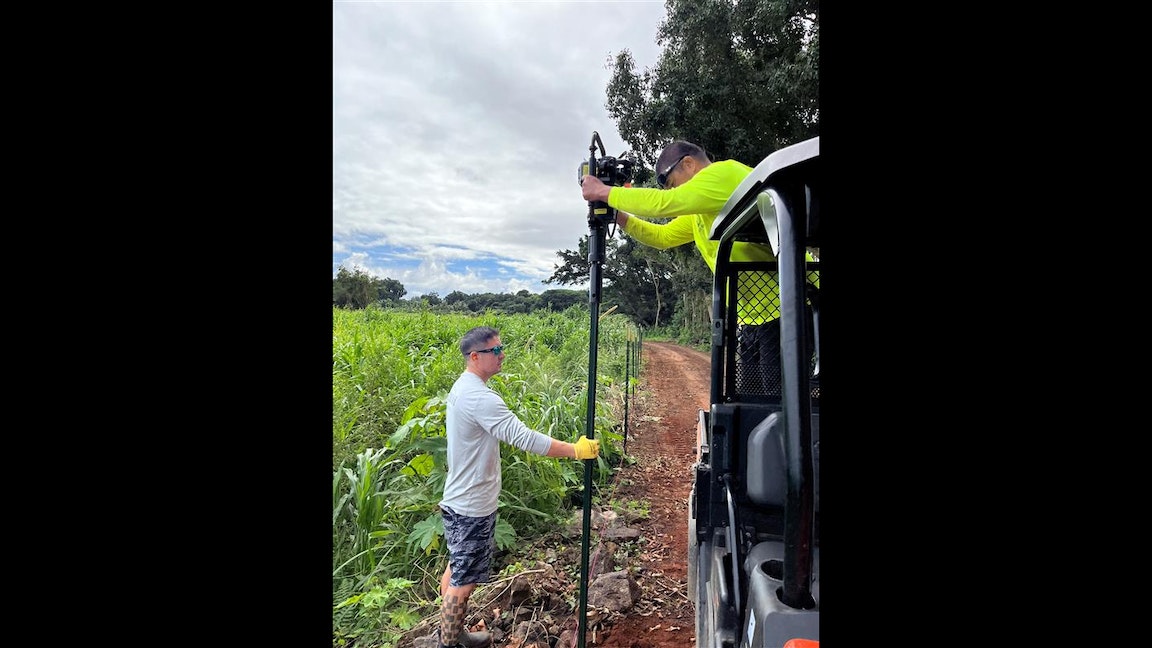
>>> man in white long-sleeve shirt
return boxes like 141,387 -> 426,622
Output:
435,325 -> 600,648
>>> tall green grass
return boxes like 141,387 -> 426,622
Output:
332,305 -> 634,647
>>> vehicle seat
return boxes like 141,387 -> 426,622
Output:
746,412 -> 819,510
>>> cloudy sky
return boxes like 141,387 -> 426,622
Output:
332,0 -> 668,299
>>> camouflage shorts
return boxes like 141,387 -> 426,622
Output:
441,506 -> 497,587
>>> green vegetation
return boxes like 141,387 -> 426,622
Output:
606,0 -> 819,169
334,264 -> 586,315
332,3 -> 818,641
333,305 -> 637,647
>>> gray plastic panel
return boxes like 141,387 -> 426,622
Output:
743,540 -> 819,647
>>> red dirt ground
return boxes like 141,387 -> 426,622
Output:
588,341 -> 708,648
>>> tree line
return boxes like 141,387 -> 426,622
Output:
332,265 -> 586,314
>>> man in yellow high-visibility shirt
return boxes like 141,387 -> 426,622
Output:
580,140 -> 816,398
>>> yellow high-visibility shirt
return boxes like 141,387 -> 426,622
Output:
609,160 -> 816,324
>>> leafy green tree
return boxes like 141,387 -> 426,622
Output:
333,265 -> 408,309
606,0 -> 818,167
333,265 -> 376,309
605,237 -> 674,327
540,289 -> 585,312
547,232 -> 688,328
378,277 -> 406,303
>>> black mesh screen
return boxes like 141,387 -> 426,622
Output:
728,266 -> 819,404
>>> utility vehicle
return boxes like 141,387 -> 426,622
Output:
688,136 -> 820,648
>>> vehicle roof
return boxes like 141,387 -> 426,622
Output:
709,136 -> 820,245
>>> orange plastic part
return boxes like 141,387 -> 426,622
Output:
783,640 -> 819,648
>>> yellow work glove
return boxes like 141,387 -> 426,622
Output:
573,435 -> 600,460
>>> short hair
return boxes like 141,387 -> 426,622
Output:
656,141 -> 710,172
460,326 -> 499,355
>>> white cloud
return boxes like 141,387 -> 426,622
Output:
333,0 -> 665,297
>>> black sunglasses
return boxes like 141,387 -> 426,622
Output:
473,345 -> 504,355
656,155 -> 688,189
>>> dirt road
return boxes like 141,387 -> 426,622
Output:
592,341 -> 710,648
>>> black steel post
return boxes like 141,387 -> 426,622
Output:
577,132 -> 611,648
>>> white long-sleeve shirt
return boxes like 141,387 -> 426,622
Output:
440,371 -> 554,517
